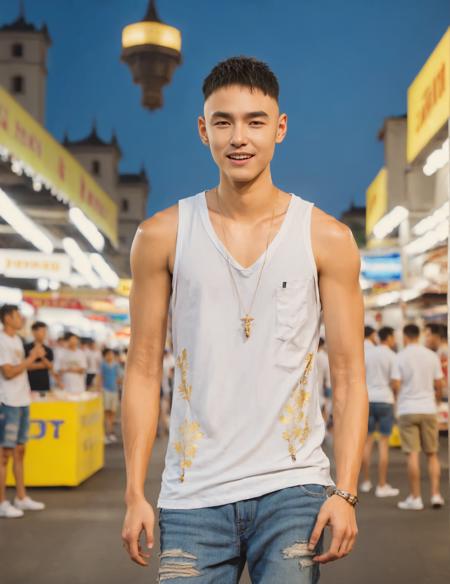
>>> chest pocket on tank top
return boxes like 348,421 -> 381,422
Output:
274,279 -> 311,368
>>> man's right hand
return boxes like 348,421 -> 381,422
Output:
122,498 -> 155,567
30,345 -> 46,361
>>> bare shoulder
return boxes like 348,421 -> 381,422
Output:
136,203 -> 178,243
311,206 -> 360,271
131,203 -> 179,273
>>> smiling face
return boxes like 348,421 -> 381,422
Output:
198,84 -> 287,185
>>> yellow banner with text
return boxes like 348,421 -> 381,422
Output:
366,168 -> 388,236
0,87 -> 118,246
407,28 -> 450,163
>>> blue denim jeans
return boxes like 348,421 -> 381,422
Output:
158,483 -> 331,583
0,405 -> 30,448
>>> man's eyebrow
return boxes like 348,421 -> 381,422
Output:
210,110 -> 269,120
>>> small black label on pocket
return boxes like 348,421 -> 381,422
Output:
282,281 -> 287,288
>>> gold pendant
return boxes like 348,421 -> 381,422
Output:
241,314 -> 254,338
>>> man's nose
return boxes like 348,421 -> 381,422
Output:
230,124 -> 247,147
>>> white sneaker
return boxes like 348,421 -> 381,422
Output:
108,434 -> 118,443
104,435 -> 111,445
14,496 -> 45,511
431,494 -> 445,508
375,484 -> 400,498
398,495 -> 424,511
0,500 -> 24,518
360,480 -> 373,493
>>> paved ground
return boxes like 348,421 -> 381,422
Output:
1,431 -> 449,584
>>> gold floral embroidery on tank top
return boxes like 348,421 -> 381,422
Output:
173,349 -> 204,482
279,352 -> 313,462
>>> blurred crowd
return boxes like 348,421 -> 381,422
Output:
317,321 -> 447,512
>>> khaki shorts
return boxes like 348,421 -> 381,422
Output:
398,414 -> 439,454
103,391 -> 119,413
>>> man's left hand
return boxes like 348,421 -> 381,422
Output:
308,494 -> 358,563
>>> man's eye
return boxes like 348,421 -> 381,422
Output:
250,121 -> 264,126
214,121 -> 229,126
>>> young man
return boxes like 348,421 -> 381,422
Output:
360,326 -> 399,497
98,348 -> 122,444
121,57 -> 367,582
0,305 -> 46,518
83,339 -> 102,389
24,321 -> 54,395
424,323 -> 448,400
391,324 -> 445,510
55,333 -> 87,394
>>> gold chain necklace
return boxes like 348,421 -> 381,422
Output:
214,187 -> 279,339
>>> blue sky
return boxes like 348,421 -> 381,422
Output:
1,0 -> 448,218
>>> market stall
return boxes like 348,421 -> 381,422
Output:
6,392 -> 104,487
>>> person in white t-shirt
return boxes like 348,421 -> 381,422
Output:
391,323 -> 445,511
360,326 -> 399,498
55,333 -> 87,394
83,339 -> 102,389
0,304 -> 46,519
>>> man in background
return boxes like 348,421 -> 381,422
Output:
392,324 -> 445,510
360,326 -> 399,497
83,339 -> 102,389
24,322 -> 54,395
98,348 -> 122,444
55,333 -> 87,394
424,323 -> 448,400
0,305 -> 46,518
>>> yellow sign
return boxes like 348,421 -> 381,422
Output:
117,278 -> 132,296
366,168 -> 388,236
407,28 -> 450,163
0,87 -> 118,246
6,396 -> 104,487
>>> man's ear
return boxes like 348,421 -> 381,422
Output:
275,112 -> 288,144
198,115 -> 209,145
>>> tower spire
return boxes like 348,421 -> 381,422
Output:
19,0 -> 25,19
144,0 -> 161,22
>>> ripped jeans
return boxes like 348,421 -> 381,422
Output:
158,483 -> 331,583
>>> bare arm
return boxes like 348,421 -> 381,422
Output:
121,205 -> 177,567
309,208 -> 368,563
1,346 -> 45,379
434,378 -> 444,402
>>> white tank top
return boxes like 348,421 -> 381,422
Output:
157,191 -> 333,509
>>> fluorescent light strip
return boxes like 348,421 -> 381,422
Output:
405,218 -> 449,256
423,139 -> 449,177
69,207 -> 105,252
0,188 -> 54,253
63,237 -> 102,288
90,253 -> 119,288
372,206 -> 409,240
413,202 -> 449,236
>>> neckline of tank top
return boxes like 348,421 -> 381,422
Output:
198,190 -> 299,275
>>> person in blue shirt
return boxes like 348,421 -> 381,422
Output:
99,348 -> 122,444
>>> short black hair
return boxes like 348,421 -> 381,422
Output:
439,325 -> 447,340
65,332 -> 79,341
202,56 -> 279,102
0,304 -> 18,324
31,321 -> 47,331
102,348 -> 113,357
403,324 -> 420,339
425,323 -> 441,336
364,325 -> 375,339
378,326 -> 394,342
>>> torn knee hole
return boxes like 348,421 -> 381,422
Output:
282,541 -> 315,569
158,549 -> 201,581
